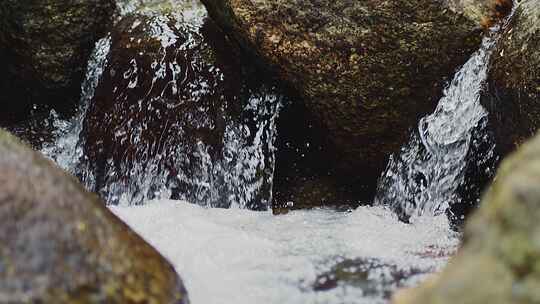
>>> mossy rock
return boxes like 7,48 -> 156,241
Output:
0,0 -> 116,123
0,129 -> 188,303
201,0 -> 509,207
393,131 -> 540,304
482,0 -> 540,156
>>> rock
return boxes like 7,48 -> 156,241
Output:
482,0 -> 540,157
0,0 -> 116,123
201,0 -> 509,205
448,0 -> 513,26
313,258 -> 425,299
0,129 -> 188,303
392,131 -> 540,304
81,12 -> 280,209
449,117 -> 498,227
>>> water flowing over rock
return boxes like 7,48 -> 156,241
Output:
0,129 -> 189,304
112,200 -> 458,304
80,12 -> 281,209
482,0 -> 540,156
0,0 -> 116,123
312,258 -> 426,298
392,131 -> 540,304
375,33 -> 500,222
200,0 -> 505,207
117,0 -> 205,21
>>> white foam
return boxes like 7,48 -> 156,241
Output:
111,200 -> 458,304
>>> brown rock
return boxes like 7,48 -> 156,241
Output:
0,129 -> 189,303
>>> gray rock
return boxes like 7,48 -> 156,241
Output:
0,129 -> 189,304
393,131 -> 540,304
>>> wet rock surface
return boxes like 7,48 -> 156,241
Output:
482,0 -> 540,156
313,258 -> 425,299
81,12 -> 280,209
0,129 -> 188,303
201,0 -> 504,204
393,131 -> 540,304
0,0 -> 116,123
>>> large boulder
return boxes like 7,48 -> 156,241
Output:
0,0 -> 116,123
201,0 -> 511,207
482,0 -> 540,156
0,129 -> 188,303
81,11 -> 280,209
393,131 -> 540,304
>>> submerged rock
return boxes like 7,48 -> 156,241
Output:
0,129 -> 188,303
393,131 -> 540,303
482,0 -> 540,156
0,0 -> 116,123
201,0 -> 508,205
81,12 -> 280,209
313,258 -> 424,299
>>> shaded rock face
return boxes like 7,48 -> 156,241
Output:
201,0 -> 501,205
0,0 -> 116,123
482,0 -> 540,157
450,118 -> 498,227
393,131 -> 540,304
0,129 -> 188,304
81,13 -> 281,209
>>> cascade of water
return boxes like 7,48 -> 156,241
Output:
112,200 -> 458,304
40,36 -> 112,175
41,3 -> 282,210
375,16 -> 515,220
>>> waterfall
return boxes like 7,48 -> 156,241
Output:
375,22 -> 511,220
40,7 -> 282,210
40,36 -> 112,175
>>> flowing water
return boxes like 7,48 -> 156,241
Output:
41,5 -> 281,210
111,200 -> 458,304
375,33 -> 501,220
30,0 -> 514,303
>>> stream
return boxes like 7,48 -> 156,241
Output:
32,0 -> 508,303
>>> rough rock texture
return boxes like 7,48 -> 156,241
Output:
0,129 -> 188,303
0,0 -> 116,123
448,0 -> 513,26
81,12 -> 279,209
482,0 -> 540,156
393,131 -> 540,304
201,0 -> 506,206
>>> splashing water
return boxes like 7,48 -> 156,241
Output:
112,200 -> 458,304
33,1 -> 473,303
41,4 -> 281,210
117,0 -> 206,24
40,36 -> 112,173
375,27 -> 507,220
